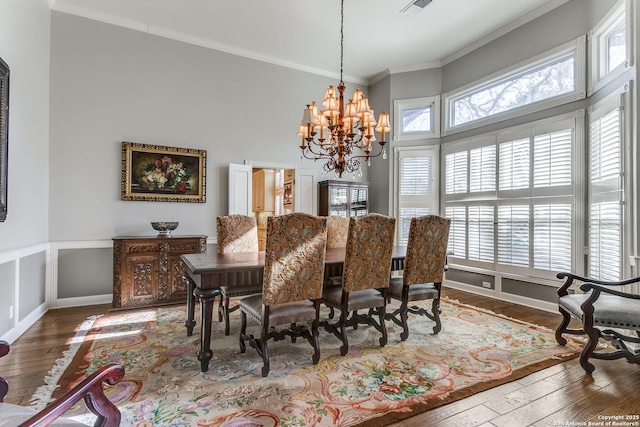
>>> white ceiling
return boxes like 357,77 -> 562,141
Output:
48,0 -> 569,84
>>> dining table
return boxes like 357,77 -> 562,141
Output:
181,245 -> 407,372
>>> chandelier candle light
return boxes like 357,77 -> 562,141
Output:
297,0 -> 391,178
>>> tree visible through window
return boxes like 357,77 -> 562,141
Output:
451,56 -> 575,128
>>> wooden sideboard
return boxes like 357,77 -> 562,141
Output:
112,235 -> 207,310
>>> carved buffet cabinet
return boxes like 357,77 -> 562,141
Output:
112,235 -> 207,310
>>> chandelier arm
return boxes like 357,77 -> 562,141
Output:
302,145 -> 339,161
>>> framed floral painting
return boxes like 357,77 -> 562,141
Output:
121,142 -> 206,202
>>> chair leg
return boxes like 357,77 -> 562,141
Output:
184,276 -> 197,336
378,304 -> 388,347
339,311 -> 349,356
260,320 -> 271,377
311,316 -> 320,365
555,307 -> 571,346
399,300 -> 410,341
580,326 -> 599,375
223,295 -> 231,336
218,294 -> 224,323
239,311 -> 247,353
432,298 -> 442,334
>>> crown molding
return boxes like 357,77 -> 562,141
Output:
49,3 -> 369,86
441,0 -> 571,66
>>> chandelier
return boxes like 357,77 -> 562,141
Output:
297,0 -> 391,179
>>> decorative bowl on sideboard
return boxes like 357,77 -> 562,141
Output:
150,221 -> 179,237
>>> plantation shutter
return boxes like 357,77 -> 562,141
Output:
396,147 -> 439,246
497,204 -> 529,267
468,205 -> 495,262
589,106 -> 622,280
445,205 -> 466,259
445,151 -> 467,194
469,145 -> 496,192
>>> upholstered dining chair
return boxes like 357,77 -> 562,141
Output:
216,214 -> 263,336
326,215 -> 350,249
324,215 -> 350,319
386,215 -> 451,341
239,213 -> 327,377
322,213 -> 395,356
0,341 -> 124,426
555,272 -> 640,375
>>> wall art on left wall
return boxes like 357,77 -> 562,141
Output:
0,57 -> 9,221
121,141 -> 206,203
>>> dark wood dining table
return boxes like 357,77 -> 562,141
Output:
181,245 -> 406,372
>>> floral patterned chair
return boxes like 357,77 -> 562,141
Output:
0,341 -> 124,426
216,214 -> 263,336
238,213 -> 327,377
324,216 -> 350,319
555,272 -> 640,375
386,215 -> 451,341
322,213 -> 395,356
326,216 -> 349,249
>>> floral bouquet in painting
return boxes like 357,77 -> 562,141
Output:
140,156 -> 190,192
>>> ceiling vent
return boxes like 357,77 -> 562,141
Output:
400,0 -> 433,16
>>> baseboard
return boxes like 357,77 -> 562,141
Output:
1,302 -> 48,343
445,280 -> 557,314
54,294 -> 113,308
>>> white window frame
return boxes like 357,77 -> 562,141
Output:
393,96 -> 441,141
392,145 -> 440,245
442,111 -> 585,280
588,0 -> 633,96
443,37 -> 586,136
587,83 -> 630,281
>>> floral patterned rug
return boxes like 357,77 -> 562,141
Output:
33,299 -> 582,426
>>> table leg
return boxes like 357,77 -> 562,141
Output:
184,275 -> 197,336
194,287 -> 219,372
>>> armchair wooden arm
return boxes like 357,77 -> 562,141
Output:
554,275 -> 640,375
0,340 -> 124,427
556,271 -> 640,296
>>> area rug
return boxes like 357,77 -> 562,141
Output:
32,299 -> 583,426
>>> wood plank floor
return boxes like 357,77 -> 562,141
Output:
1,289 -> 638,426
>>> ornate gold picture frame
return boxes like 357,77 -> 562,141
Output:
121,141 -> 206,203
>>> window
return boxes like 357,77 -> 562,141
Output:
393,96 -> 440,141
589,0 -> 629,94
394,147 -> 439,245
443,113 -> 581,278
588,91 -> 624,281
444,38 -> 586,135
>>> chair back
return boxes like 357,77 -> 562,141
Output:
342,213 -> 395,292
216,214 -> 259,254
326,216 -> 350,248
262,213 -> 327,305
403,215 -> 451,285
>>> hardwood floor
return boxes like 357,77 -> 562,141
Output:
1,289 -> 638,426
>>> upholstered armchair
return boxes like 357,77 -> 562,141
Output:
386,215 -> 451,341
0,341 -> 124,427
322,213 -> 395,356
216,214 -> 263,336
555,272 -> 640,375
238,213 -> 327,377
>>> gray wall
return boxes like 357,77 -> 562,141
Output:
48,11 -> 367,242
0,0 -> 50,339
57,248 -> 112,298
0,261 -> 15,336
0,0 -> 50,251
19,252 -> 46,319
